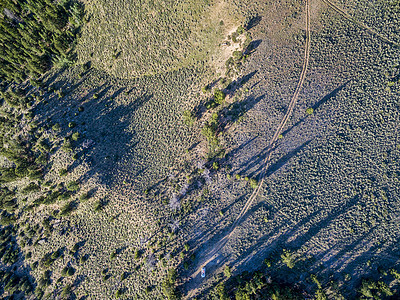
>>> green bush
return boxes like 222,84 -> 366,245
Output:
61,284 -> 72,298
162,268 -> 179,300
21,182 -> 40,195
249,178 -> 258,189
224,265 -> 231,278
59,201 -> 75,216
281,249 -> 295,269
182,110 -> 195,126
214,89 -> 226,105
71,132 -> 81,141
115,288 -> 123,298
79,192 -> 90,201
59,168 -> 68,176
306,107 -> 314,115
66,181 -> 79,192
94,200 -> 103,212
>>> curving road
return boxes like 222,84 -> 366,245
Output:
185,0 -> 311,297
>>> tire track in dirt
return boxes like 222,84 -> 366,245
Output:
320,0 -> 400,47
185,0 -> 311,297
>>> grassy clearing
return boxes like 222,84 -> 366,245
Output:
76,0 -> 242,78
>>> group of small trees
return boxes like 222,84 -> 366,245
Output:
0,0 -> 85,83
0,225 -> 34,297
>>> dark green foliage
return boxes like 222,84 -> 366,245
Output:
358,279 -> 393,298
227,270 -> 302,300
120,271 -> 128,281
94,200 -> 103,212
38,270 -> 51,288
66,181 -> 79,192
201,115 -> 220,158
115,288 -> 124,298
79,192 -> 90,201
59,168 -> 68,176
0,0 -> 85,83
61,266 -> 75,277
21,182 -> 40,195
0,210 -> 16,225
0,187 -> 17,212
79,254 -> 88,264
162,268 -> 179,300
233,50 -> 243,61
61,284 -> 72,298
59,201 -> 76,216
134,249 -> 141,260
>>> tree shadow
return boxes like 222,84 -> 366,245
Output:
224,70 -> 258,96
265,139 -> 312,177
220,93 -> 263,134
281,80 -> 350,138
245,15 -> 262,30
244,40 -> 262,55
229,193 -> 362,271
312,80 -> 350,112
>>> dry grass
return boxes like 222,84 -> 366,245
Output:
76,0 -> 242,79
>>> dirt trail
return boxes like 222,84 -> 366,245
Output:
321,0 -> 400,47
184,0 -> 311,297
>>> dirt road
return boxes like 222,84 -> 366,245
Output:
184,0 -> 311,297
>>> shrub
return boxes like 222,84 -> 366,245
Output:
201,85 -> 210,94
120,272 -> 127,281
281,249 -> 295,269
134,249 -> 141,260
182,110 -> 195,126
249,178 -> 258,189
224,265 -> 231,278
79,192 -> 90,201
61,266 -> 75,277
236,25 -> 245,35
71,132 -> 80,141
115,288 -> 123,298
61,284 -> 72,298
162,268 -> 178,300
214,89 -> 226,105
66,181 -> 79,192
306,107 -> 314,115
94,200 -> 103,212
21,182 -> 40,194
233,50 -> 243,61
59,168 -> 68,176
59,201 -> 75,216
